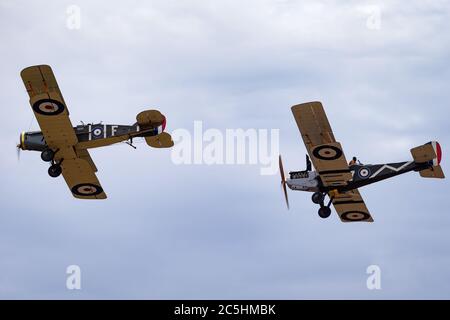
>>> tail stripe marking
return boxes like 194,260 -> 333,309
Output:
370,161 -> 413,178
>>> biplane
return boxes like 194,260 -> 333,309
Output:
17,65 -> 174,199
279,101 -> 445,222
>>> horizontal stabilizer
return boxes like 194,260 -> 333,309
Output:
136,110 -> 165,127
419,165 -> 445,179
144,132 -> 174,148
411,141 -> 444,179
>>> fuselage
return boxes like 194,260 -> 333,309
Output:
18,122 -> 165,151
287,161 -> 432,194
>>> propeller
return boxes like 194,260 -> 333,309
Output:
16,142 -> 21,161
16,132 -> 23,162
279,155 -> 290,209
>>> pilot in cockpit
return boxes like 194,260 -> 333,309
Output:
349,156 -> 361,166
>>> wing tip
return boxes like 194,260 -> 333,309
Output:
20,64 -> 53,78
72,193 -> 107,200
291,101 -> 323,111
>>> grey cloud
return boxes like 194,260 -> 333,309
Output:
0,0 -> 450,299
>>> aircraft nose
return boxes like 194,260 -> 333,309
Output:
17,132 -> 25,150
286,179 -> 293,189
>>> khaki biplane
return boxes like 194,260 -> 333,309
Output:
279,101 -> 445,222
17,65 -> 174,199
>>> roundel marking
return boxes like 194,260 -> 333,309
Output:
341,211 -> 371,222
92,127 -> 103,137
32,99 -> 65,116
71,183 -> 103,196
312,145 -> 343,161
358,167 -> 371,179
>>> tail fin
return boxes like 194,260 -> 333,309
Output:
136,110 -> 165,126
410,141 -> 445,179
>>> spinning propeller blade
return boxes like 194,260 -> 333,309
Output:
16,143 -> 21,162
279,155 -> 290,209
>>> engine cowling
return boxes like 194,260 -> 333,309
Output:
18,131 -> 47,151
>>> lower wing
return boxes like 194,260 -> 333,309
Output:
331,189 -> 373,223
61,157 -> 107,199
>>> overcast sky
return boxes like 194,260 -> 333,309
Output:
0,0 -> 449,299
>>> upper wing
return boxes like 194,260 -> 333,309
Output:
291,101 -> 335,147
21,65 -> 106,199
331,189 -> 373,223
292,102 -> 373,222
20,65 -> 78,149
61,157 -> 107,199
291,102 -> 352,187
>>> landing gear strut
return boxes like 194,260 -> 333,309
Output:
312,192 -> 333,219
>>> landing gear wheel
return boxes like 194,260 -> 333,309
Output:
48,164 -> 62,178
41,149 -> 55,162
312,192 -> 324,204
318,207 -> 332,219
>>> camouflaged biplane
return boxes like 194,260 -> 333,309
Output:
279,101 -> 445,222
17,65 -> 174,199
